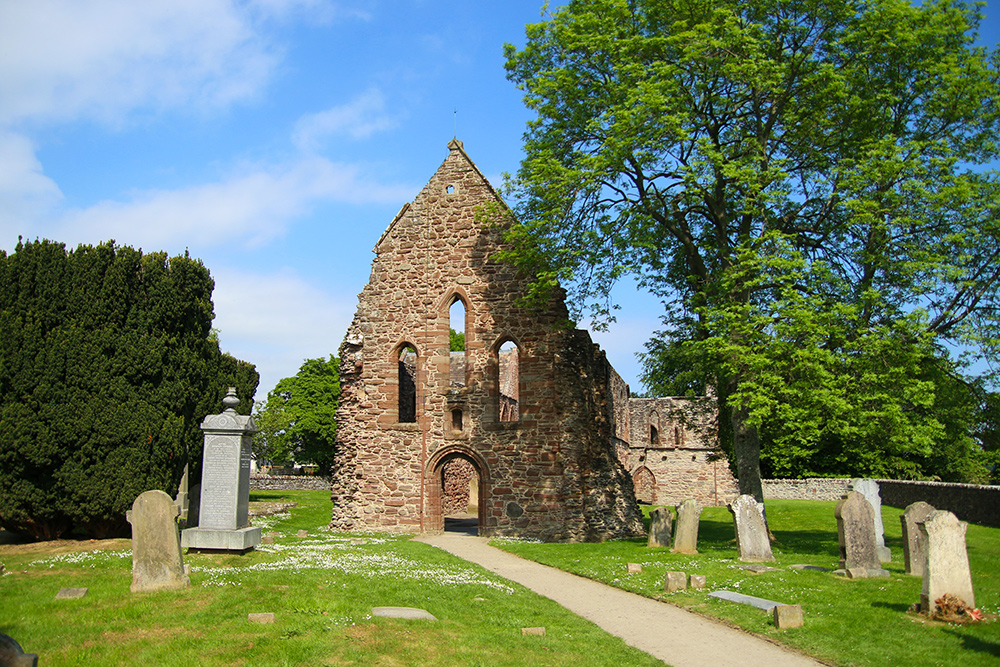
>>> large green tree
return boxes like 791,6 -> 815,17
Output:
0,239 -> 257,539
502,0 -> 1000,499
252,355 -> 340,476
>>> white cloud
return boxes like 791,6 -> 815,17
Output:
0,131 -> 63,243
53,156 -> 414,251
211,266 -> 357,398
292,88 -> 401,150
0,0 -> 351,125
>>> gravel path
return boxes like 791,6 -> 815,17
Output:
415,531 -> 828,667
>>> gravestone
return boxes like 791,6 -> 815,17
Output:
664,571 -> 687,592
901,501 -> 935,576
729,495 -> 775,562
127,490 -> 190,593
647,507 -> 674,548
919,510 -> 975,614
834,491 -> 887,576
0,633 -> 38,667
848,478 -> 891,562
182,388 -> 261,551
672,499 -> 702,554
773,605 -> 804,629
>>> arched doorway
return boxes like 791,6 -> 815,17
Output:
633,466 -> 656,504
425,446 -> 489,535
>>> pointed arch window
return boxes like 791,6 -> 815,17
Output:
449,296 -> 468,388
498,340 -> 519,422
397,344 -> 417,423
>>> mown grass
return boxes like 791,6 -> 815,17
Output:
493,500 -> 1000,667
1,491 -> 663,667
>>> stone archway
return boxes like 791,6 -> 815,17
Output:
633,466 -> 656,504
425,445 -> 490,535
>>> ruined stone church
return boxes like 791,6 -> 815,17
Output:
329,140 -> 737,541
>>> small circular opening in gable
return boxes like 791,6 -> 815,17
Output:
446,185 -> 456,194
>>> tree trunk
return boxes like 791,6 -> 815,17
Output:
731,404 -> 764,503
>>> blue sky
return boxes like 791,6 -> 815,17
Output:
1,1 -> 997,400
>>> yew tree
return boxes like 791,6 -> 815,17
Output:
0,240 -> 258,539
502,0 -> 1000,499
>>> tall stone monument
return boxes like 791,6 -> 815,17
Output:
127,490 -> 190,592
729,495 -> 775,562
919,510 -> 975,614
848,478 -> 891,562
181,388 -> 261,551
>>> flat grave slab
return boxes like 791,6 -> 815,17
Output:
709,590 -> 785,611
372,607 -> 438,621
55,588 -> 88,600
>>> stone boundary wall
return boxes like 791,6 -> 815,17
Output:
877,480 -> 1000,528
762,478 -> 851,501
763,477 -> 1000,527
250,475 -> 330,492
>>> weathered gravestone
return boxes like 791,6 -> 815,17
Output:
729,495 -> 775,562
901,501 -> 935,576
0,633 -> 38,667
647,507 -> 674,548
182,388 -> 261,551
672,499 -> 702,554
919,510 -> 975,614
848,478 -> 891,562
834,491 -> 888,576
127,490 -> 190,593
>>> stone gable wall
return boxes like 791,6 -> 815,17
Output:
329,141 -> 644,541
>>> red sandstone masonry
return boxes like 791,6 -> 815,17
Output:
330,141 -> 644,541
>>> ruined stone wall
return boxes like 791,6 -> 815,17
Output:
330,140 -> 643,541
626,397 -> 739,506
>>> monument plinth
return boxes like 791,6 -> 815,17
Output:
181,388 -> 261,551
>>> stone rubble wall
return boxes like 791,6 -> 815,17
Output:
762,478 -> 851,501
250,475 -> 331,492
763,477 -> 1000,527
625,397 -> 738,506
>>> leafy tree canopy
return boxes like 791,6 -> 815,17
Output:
502,0 -> 1000,496
252,355 -> 340,476
450,328 -> 466,352
0,239 -> 258,540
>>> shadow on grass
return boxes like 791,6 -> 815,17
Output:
871,601 -> 912,613
944,629 -> 1000,658
769,529 -> 841,558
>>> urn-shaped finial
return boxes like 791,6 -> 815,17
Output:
222,387 -> 239,412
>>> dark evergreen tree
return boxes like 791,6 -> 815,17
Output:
0,239 -> 258,540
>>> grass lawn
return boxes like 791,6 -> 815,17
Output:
493,500 -> 1000,667
0,490 -> 662,667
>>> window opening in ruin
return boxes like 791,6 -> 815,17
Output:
498,340 -> 519,422
442,457 -> 479,533
650,425 -> 659,445
452,408 -> 463,432
446,184 -> 455,194
397,344 -> 417,423
449,297 -> 467,388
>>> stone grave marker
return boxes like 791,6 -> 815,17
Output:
835,491 -> 888,577
55,587 -> 88,599
664,571 -> 687,592
773,605 -> 804,629
127,490 -> 190,593
919,510 -> 975,614
672,498 -> 702,554
0,633 -> 38,667
848,478 -> 891,562
627,563 -> 642,574
901,501 -> 935,576
647,507 -> 674,548
248,613 -> 276,624
729,495 -> 775,562
689,574 -> 706,589
521,627 -> 546,636
708,590 -> 784,611
372,607 -> 438,621
182,388 -> 261,551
